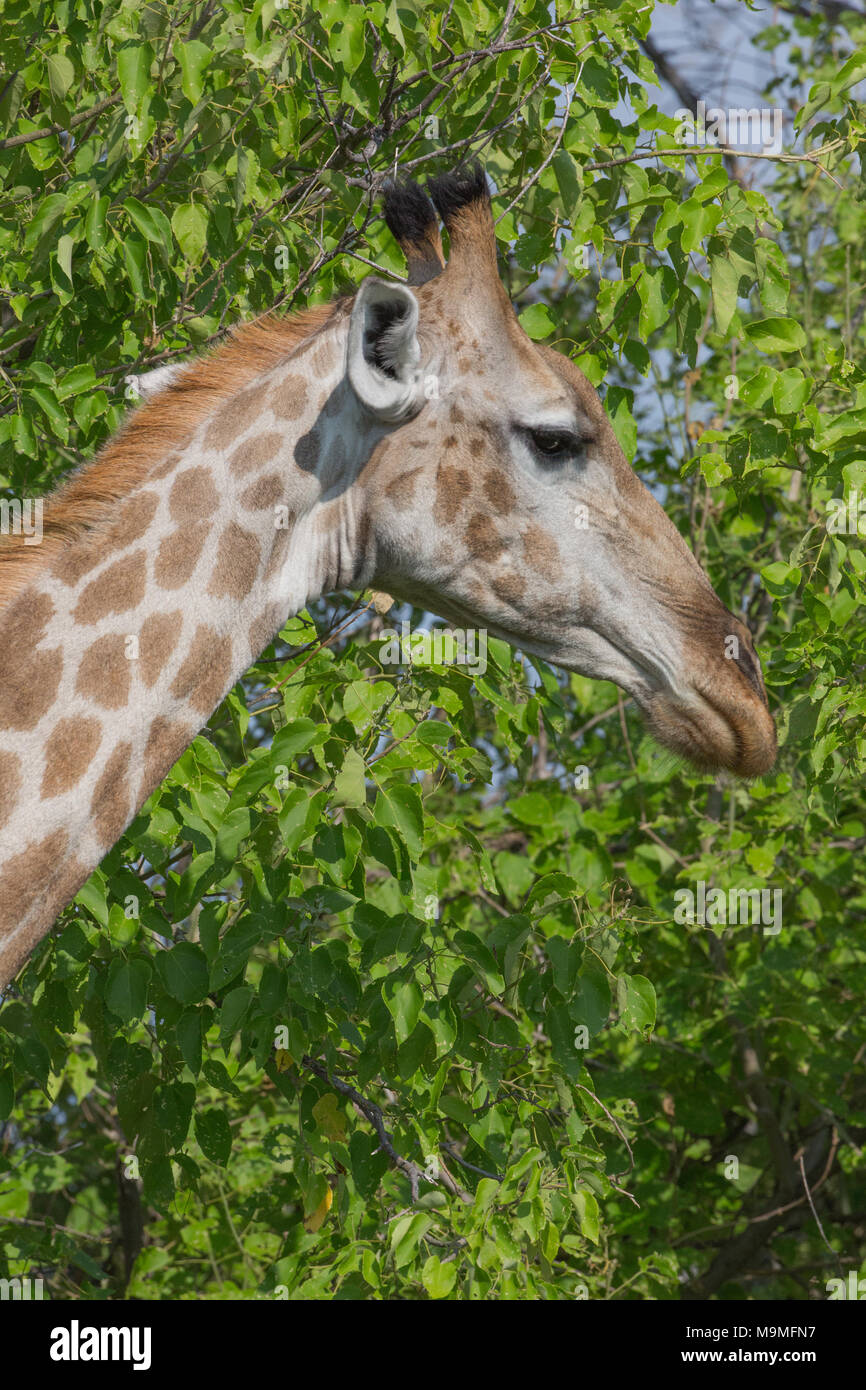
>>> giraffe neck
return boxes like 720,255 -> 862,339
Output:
0,311 -> 376,986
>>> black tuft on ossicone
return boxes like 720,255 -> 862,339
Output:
426,161 -> 489,222
382,179 -> 438,244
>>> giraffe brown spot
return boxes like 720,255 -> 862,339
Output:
139,716 -> 195,805
409,438 -> 429,449
169,467 -> 218,522
50,486 -> 155,583
483,470 -> 517,516
240,474 -> 284,510
294,427 -> 321,471
202,383 -> 269,451
457,356 -> 472,374
41,716 -> 102,799
139,610 -> 183,688
0,591 -> 62,731
465,512 -> 506,562
51,542 -> 103,586
228,430 -> 283,478
385,467 -> 423,510
170,624 -> 233,714
91,742 -> 133,847
207,522 -> 261,602
73,551 -> 147,624
433,465 -> 472,526
522,524 -> 560,581
469,437 -> 485,459
270,374 -> 308,420
155,521 -> 209,590
443,435 -> 458,449
148,450 -> 183,481
264,526 -> 293,584
103,490 -> 160,555
309,348 -> 333,381
50,488 -> 156,586
449,404 -> 465,424
76,634 -> 131,710
466,580 -> 488,610
0,829 -> 68,927
249,603 -> 284,659
0,751 -> 21,833
491,572 -> 527,606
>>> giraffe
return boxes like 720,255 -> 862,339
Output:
0,165 -> 775,988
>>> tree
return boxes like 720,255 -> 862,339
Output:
1,0 -> 864,1301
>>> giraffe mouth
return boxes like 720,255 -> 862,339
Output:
560,623 -> 777,776
635,682 -> 777,777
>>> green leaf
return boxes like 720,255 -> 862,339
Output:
616,975 -> 656,1033
374,784 -> 424,857
572,1189 -> 600,1244
0,1068 -> 14,1121
47,53 -> 75,103
710,252 -> 740,336
195,1107 -> 232,1166
604,386 -> 637,461
171,202 -> 208,265
117,44 -> 152,115
25,193 -> 67,250
156,943 -> 210,1004
383,978 -> 423,1044
219,986 -> 253,1041
175,1010 -> 203,1076
27,385 -> 67,440
745,317 -> 807,354
772,368 -> 809,414
518,303 -> 555,340
271,718 -> 320,762
124,197 -> 172,256
761,561 -> 801,596
55,233 -> 74,288
422,1255 -> 457,1299
105,959 -> 152,1023
581,55 -> 618,105
679,197 -> 720,254
389,1213 -> 433,1269
55,364 -> 96,400
175,39 -> 211,103
333,747 -> 367,806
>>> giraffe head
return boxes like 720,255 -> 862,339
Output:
347,166 -> 775,776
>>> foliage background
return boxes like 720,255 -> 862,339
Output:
1,0 -> 865,1300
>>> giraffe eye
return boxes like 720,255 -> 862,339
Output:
527,427 -> 580,460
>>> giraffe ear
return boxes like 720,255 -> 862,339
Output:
347,278 -> 424,422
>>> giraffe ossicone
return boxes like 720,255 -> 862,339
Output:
0,163 -> 775,988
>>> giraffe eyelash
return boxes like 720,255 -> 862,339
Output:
520,425 -> 586,462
